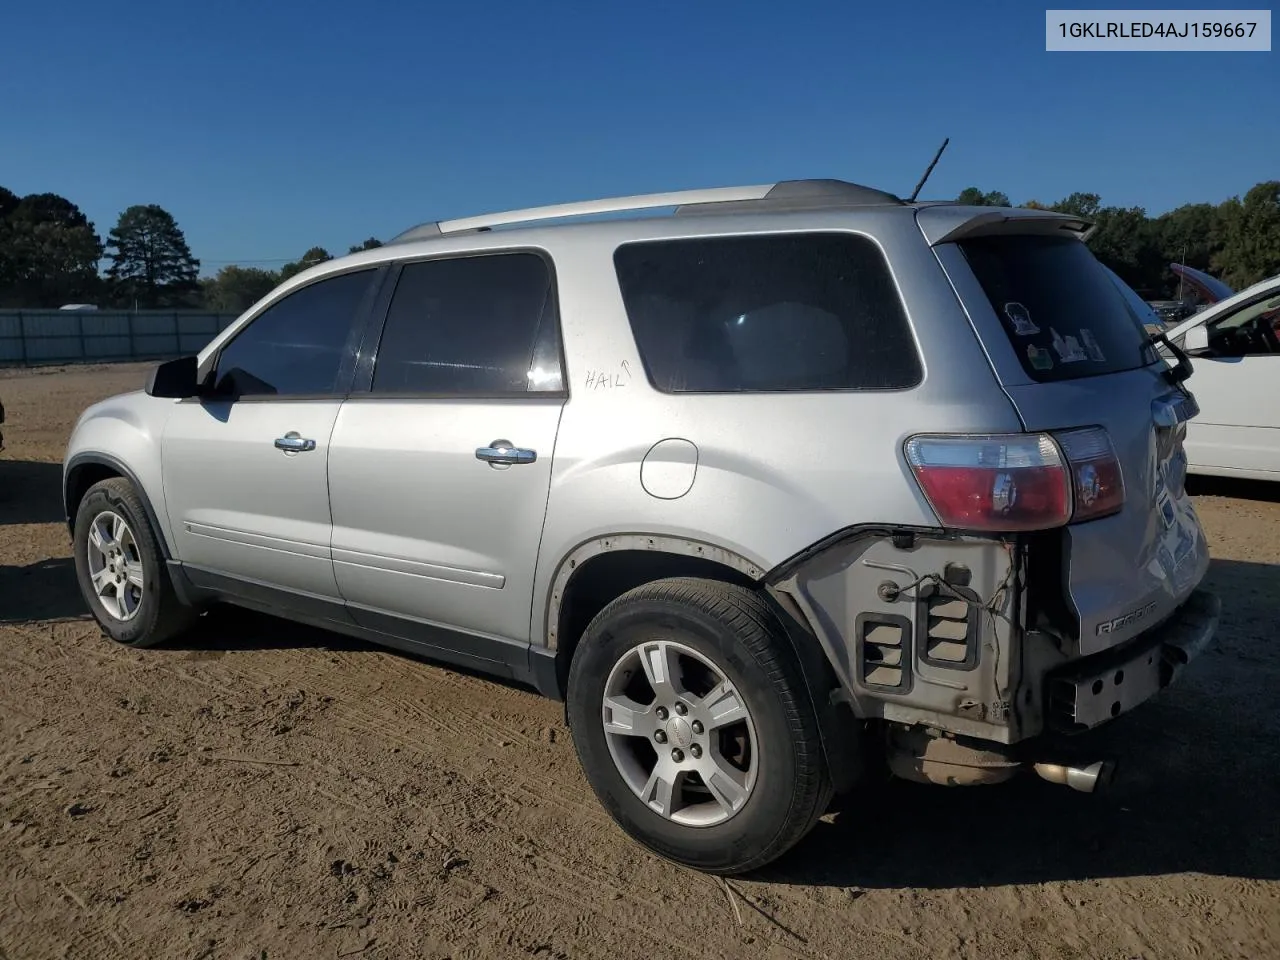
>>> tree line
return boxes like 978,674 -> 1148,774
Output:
200,238 -> 384,313
2,180 -> 1277,312
0,186 -> 385,312
956,181 -> 1280,298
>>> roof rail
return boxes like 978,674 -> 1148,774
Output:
388,178 -> 903,244
676,179 -> 903,216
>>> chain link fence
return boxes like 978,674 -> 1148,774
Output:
0,311 -> 241,367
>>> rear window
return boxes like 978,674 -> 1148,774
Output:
958,235 -> 1157,382
613,233 -> 922,393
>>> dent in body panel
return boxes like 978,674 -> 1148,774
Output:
1002,373 -> 1211,656
1064,497 -> 1210,654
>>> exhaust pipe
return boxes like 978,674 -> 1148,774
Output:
1032,760 -> 1115,794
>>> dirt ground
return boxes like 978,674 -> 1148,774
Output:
1,362 -> 1277,960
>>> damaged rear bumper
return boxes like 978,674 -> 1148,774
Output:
1046,588 -> 1220,733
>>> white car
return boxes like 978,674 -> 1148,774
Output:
1163,272 -> 1280,480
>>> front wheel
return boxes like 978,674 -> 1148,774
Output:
72,477 -> 196,647
566,577 -> 832,874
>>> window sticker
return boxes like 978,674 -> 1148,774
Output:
1080,328 -> 1107,363
1027,343 -> 1054,370
1050,328 -> 1087,363
1003,301 -> 1040,336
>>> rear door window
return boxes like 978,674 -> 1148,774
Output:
957,235 -> 1157,382
614,233 -> 922,393
370,252 -> 564,396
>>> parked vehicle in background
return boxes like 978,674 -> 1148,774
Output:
1170,263 -> 1234,305
1162,272 -> 1280,481
58,303 -> 100,311
1148,300 -> 1192,326
1148,266 -> 1236,326
62,179 -> 1220,874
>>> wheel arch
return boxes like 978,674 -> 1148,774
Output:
544,534 -> 765,652
64,452 -> 172,560
542,534 -> 863,793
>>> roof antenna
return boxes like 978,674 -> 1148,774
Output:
908,137 -> 950,202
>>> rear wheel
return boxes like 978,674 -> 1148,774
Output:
73,477 -> 196,647
567,577 -> 832,874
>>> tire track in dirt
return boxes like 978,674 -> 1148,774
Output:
202,644 -> 607,817
182,675 -> 716,957
144,638 -> 830,958
10,619 -> 778,957
194,650 -> 914,960
0,625 -> 714,958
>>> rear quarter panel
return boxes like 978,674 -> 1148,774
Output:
529,211 -> 1025,647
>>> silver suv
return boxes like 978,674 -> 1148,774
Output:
63,179 -> 1220,874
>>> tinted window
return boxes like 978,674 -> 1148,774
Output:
371,253 -> 562,395
1102,264 -> 1166,334
613,233 -> 922,393
1204,288 -> 1280,356
213,269 -> 375,397
958,236 -> 1157,382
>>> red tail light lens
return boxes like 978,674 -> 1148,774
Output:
905,434 -> 1071,532
1054,427 -> 1125,521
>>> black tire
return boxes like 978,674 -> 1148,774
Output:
72,476 -> 196,647
566,577 -> 833,875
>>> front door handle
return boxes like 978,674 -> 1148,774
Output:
476,439 -> 537,466
274,432 -> 317,453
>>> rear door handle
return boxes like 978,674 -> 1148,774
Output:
476,439 -> 537,466
274,433 -> 317,453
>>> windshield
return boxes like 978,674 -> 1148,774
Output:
958,234 -> 1158,383
1213,291 -> 1280,332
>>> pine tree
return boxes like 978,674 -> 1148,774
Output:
105,204 -> 200,307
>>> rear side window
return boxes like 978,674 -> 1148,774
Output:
958,235 -> 1156,382
371,252 -> 563,395
614,233 -> 922,393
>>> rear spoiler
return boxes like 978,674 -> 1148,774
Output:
915,205 -> 1095,246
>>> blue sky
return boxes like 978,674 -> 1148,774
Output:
2,0 -> 1275,275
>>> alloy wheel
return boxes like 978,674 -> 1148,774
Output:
601,639 -> 758,827
85,510 -> 145,621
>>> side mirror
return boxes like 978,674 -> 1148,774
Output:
145,355 -> 200,399
1182,325 -> 1211,356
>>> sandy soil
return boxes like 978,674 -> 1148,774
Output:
1,363 -> 1278,960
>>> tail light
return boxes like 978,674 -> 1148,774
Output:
905,429 -> 1125,532
1055,427 -> 1125,521
905,434 -> 1070,532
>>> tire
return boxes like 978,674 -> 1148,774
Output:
72,476 -> 196,647
566,577 -> 833,875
